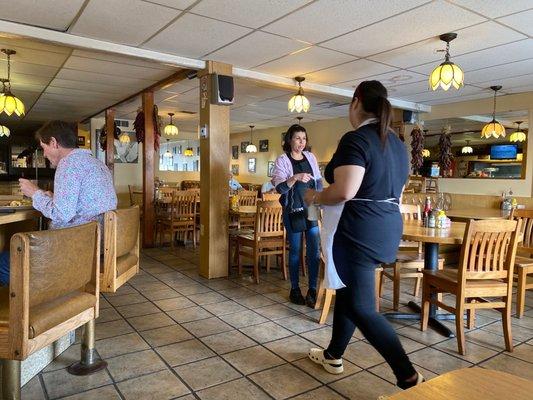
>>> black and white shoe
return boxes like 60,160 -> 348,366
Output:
308,348 -> 343,374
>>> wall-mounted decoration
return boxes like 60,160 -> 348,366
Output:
77,136 -> 86,147
114,132 -> 138,163
231,164 -> 239,176
248,158 -> 256,173
259,139 -> 269,152
232,145 -> 239,159
318,162 -> 327,178
267,161 -> 275,177
241,141 -> 249,153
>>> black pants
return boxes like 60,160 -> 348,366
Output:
326,242 -> 416,383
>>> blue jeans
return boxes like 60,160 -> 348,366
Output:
326,240 -> 416,383
0,251 -> 9,286
283,212 -> 320,290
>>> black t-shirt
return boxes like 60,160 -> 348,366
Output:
325,123 -> 409,262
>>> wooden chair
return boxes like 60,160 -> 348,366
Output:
425,177 -> 439,193
237,190 -> 258,230
510,208 -> 533,318
154,187 -> 179,243
315,251 -> 383,324
159,191 -> 197,248
421,219 -> 521,355
100,206 -> 140,293
128,185 -> 143,207
236,200 -> 287,284
262,192 -> 281,201
380,204 -> 444,310
0,222 -> 105,399
404,176 -> 425,193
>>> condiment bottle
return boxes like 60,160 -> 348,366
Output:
428,210 -> 436,228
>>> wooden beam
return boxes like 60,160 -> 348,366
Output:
198,61 -> 232,279
142,91 -> 155,248
82,69 -> 195,122
105,109 -> 115,177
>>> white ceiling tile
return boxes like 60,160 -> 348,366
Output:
322,0 -> 486,57
450,0 -> 533,18
464,59 -> 533,84
11,62 -> 60,78
56,69 -> 157,88
0,44 -> 70,68
11,72 -> 53,88
336,70 -> 427,91
497,9 -> 533,37
305,59 -> 396,84
369,21 -> 526,69
422,91 -> 496,105
507,84 -> 533,95
401,84 -> 485,102
0,36 -> 71,54
143,13 -> 252,58
161,79 -> 199,94
207,31 -> 308,69
191,0 -> 313,28
473,73 -> 533,91
142,0 -> 195,9
71,0 -> 181,46
262,0 -> 429,44
50,78 -> 134,95
392,81 -> 432,97
44,86 -> 124,100
253,46 -> 355,78
408,39 -> 533,75
0,0 -> 85,30
70,49 -> 175,71
62,56 -> 175,80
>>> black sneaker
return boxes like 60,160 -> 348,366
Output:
306,288 -> 317,308
289,288 -> 306,305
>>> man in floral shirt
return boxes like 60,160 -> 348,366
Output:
19,120 -> 117,229
0,121 -> 117,285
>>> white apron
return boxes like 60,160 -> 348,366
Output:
320,198 -> 399,290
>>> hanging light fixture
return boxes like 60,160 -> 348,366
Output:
461,140 -> 473,154
164,112 -> 179,136
481,86 -> 506,139
246,125 -> 257,153
0,125 -> 10,137
184,140 -> 194,156
429,33 -> 464,91
118,131 -> 130,144
422,149 -> 430,158
0,49 -> 25,117
509,120 -> 526,143
163,139 -> 173,158
288,76 -> 310,113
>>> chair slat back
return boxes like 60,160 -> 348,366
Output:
262,193 -> 281,201
255,201 -> 284,238
238,190 -> 258,206
171,192 -> 197,219
511,208 -> 533,253
459,219 -> 520,281
159,187 -> 178,201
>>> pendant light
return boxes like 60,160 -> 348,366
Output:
163,139 -> 173,158
184,140 -> 194,156
461,140 -> 473,154
509,120 -> 526,143
246,125 -> 257,153
429,33 -> 464,91
164,112 -> 179,136
422,149 -> 430,158
118,131 -> 130,143
481,86 -> 506,139
0,49 -> 25,117
0,125 -> 10,137
288,76 -> 310,113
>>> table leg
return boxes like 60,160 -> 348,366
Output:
384,242 -> 455,337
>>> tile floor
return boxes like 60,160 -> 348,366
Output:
23,246 -> 533,399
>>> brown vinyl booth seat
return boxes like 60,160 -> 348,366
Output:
0,222 -> 105,399
100,206 -> 140,293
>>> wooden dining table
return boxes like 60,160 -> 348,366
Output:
446,207 -> 510,222
384,220 -> 466,337
229,205 -> 257,216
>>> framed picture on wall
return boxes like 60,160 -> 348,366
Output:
77,136 -> 86,147
232,145 -> 239,159
267,161 -> 275,177
241,141 -> 249,153
259,139 -> 269,152
248,158 -> 256,173
231,164 -> 239,176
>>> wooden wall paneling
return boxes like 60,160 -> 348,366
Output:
105,109 -> 115,176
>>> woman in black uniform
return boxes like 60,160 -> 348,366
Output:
304,81 -> 422,389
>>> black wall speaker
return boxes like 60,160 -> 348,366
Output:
211,74 -> 234,105
403,110 -> 416,124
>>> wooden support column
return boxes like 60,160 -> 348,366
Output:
198,61 -> 232,279
142,91 -> 155,248
105,109 -> 115,176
